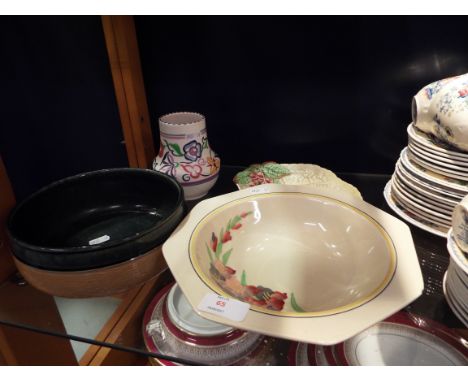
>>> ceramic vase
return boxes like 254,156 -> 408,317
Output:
153,112 -> 220,200
412,73 -> 468,151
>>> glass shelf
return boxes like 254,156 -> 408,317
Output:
0,165 -> 466,365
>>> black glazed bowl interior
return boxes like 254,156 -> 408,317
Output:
7,168 -> 185,271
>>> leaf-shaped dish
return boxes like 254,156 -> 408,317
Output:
233,162 -> 362,200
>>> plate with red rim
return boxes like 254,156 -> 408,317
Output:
287,342 -> 335,366
333,311 -> 468,366
142,282 -> 263,366
383,182 -> 449,238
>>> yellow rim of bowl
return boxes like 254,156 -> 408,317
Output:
189,192 -> 397,318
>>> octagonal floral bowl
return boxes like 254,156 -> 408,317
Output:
162,184 -> 424,345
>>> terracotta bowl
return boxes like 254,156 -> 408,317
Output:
14,245 -> 167,298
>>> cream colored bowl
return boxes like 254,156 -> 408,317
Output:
191,193 -> 394,316
163,184 -> 424,345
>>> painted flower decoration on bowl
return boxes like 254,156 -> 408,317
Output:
190,192 -> 397,318
205,211 -> 292,312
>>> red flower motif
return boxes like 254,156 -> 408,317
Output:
240,212 -> 249,218
158,140 -> 165,157
245,285 -> 261,296
459,88 -> 468,98
232,223 -> 242,230
224,266 -> 236,275
267,297 -> 285,311
222,230 -> 232,243
249,171 -> 272,185
271,291 -> 288,300
244,297 -> 267,307
211,232 -> 218,252
181,163 -> 203,179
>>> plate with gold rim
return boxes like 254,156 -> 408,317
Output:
163,183 -> 424,345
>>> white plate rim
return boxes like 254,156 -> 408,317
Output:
395,166 -> 458,208
390,180 -> 451,225
408,150 -> 468,181
392,175 -> 454,216
447,229 -> 468,274
338,315 -> 468,365
383,182 -> 448,238
407,124 -> 468,160
409,139 -> 468,166
401,148 -> 468,193
396,160 -> 463,200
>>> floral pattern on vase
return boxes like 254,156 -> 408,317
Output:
204,210 -> 305,313
153,112 -> 220,200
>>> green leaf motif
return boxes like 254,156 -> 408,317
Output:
222,248 -> 233,265
261,163 -> 291,181
234,170 -> 254,185
205,243 -> 214,263
290,293 -> 305,313
226,218 -> 233,232
229,215 -> 241,229
241,270 -> 247,286
167,141 -> 184,156
215,227 -> 224,258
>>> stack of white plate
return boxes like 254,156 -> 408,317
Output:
384,123 -> 468,237
445,230 -> 468,327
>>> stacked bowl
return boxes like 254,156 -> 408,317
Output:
143,283 -> 265,365
7,168 -> 186,298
